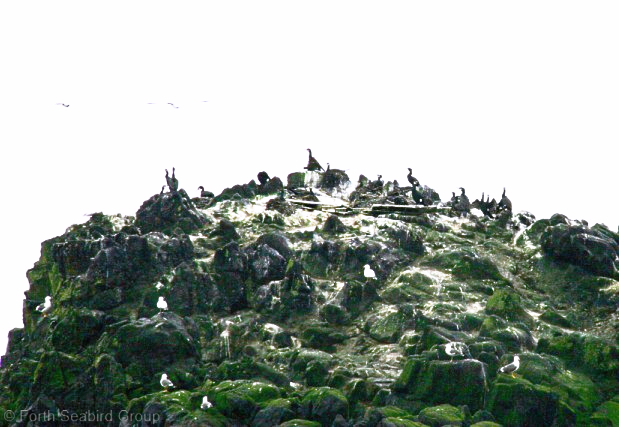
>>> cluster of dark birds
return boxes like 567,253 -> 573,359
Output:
303,148 -> 512,217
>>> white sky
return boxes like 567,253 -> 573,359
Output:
1,1 -> 618,356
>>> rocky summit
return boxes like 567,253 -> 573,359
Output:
2,169 -> 619,427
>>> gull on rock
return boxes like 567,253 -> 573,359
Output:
445,342 -> 466,362
36,296 -> 52,316
499,355 -> 520,377
363,264 -> 376,280
160,373 -> 174,391
201,396 -> 213,410
157,296 -> 168,312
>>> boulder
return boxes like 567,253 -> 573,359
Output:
541,222 -> 619,278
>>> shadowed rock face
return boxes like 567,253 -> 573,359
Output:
541,222 -> 619,278
2,175 -> 619,427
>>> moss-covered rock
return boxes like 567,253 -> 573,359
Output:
485,289 -> 533,324
487,376 -> 576,427
393,357 -> 488,412
417,404 -> 466,427
210,380 -> 280,422
422,249 -> 506,282
301,387 -> 349,426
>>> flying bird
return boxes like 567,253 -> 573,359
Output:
499,355 -> 520,378
160,373 -> 174,391
56,103 -> 69,107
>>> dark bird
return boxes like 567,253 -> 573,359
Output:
168,103 -> 178,109
407,168 -> 419,187
498,188 -> 512,212
498,355 -> 520,377
454,187 -> 470,217
304,148 -> 325,172
165,168 -> 179,192
56,103 -> 69,107
257,171 -> 270,186
198,186 -> 214,198
411,183 -> 424,205
449,191 -> 459,207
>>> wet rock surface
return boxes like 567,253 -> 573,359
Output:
2,172 -> 618,427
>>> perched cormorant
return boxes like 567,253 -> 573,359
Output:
449,191 -> 459,207
368,175 -> 384,191
160,185 -> 165,196
407,168 -> 419,187
198,186 -> 214,198
304,148 -> 325,172
498,188 -> 512,212
257,171 -> 270,186
411,183 -> 424,205
171,167 -> 179,191
165,169 -> 173,191
499,355 -> 520,377
160,373 -> 175,391
454,187 -> 470,217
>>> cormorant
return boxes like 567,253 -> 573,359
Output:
411,183 -> 424,205
304,148 -> 325,172
455,187 -> 470,217
198,186 -> 214,198
407,168 -> 419,187
498,188 -> 512,212
170,168 -> 179,191
257,171 -> 270,186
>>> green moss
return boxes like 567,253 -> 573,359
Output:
383,417 -> 427,427
417,404 -> 465,426
485,289 -> 532,323
470,422 -> 502,427
301,387 -> 349,425
279,419 -> 322,427
368,311 -> 407,343
594,400 -> 619,426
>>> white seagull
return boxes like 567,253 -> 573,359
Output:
363,264 -> 376,280
157,296 -> 168,312
200,395 -> 213,410
445,342 -> 466,362
160,373 -> 174,391
36,296 -> 53,317
499,355 -> 520,378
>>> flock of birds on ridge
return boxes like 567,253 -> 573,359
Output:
32,147 -> 520,406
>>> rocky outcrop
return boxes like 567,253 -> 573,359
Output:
1,175 -> 617,427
